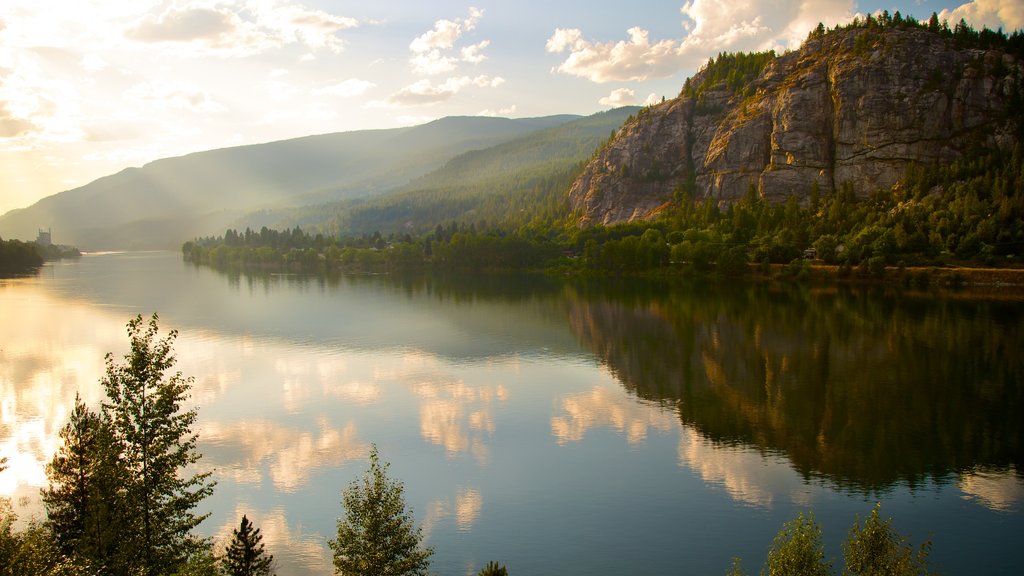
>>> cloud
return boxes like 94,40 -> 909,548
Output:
0,101 -> 35,137
643,92 -> 662,106
460,40 -> 490,63
80,54 -> 109,72
409,7 -> 489,75
546,0 -> 856,83
370,75 -> 504,108
546,26 -> 683,83
314,78 -> 375,97
126,6 -> 239,43
598,87 -> 636,106
124,80 -> 227,113
940,0 -> 1024,31
125,1 -> 360,57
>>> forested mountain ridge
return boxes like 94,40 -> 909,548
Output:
569,16 -> 1024,227
0,115 -> 579,250
227,107 -> 640,236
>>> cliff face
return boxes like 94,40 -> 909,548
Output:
569,26 -> 1023,227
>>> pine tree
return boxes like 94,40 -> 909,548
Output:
101,313 -> 216,575
329,445 -> 433,576
222,515 -> 274,576
42,394 -> 125,571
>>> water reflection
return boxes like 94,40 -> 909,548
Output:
562,280 -> 1024,492
551,385 -> 674,445
3,254 -> 1024,575
959,469 -> 1024,512
424,487 -> 484,536
212,504 -> 331,576
202,419 -> 368,491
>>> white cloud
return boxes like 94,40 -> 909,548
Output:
126,5 -> 240,43
124,0 -> 360,57
460,40 -> 490,63
643,92 -> 662,106
546,0 -> 857,83
370,75 -> 504,108
80,53 -> 109,72
0,101 -> 35,137
124,80 -> 226,113
940,0 -> 1024,31
410,50 -> 459,75
314,78 -> 375,97
598,87 -> 636,106
408,7 -> 489,75
546,26 -> 683,83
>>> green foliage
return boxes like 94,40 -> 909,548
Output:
329,445 -> 433,576
718,246 -> 749,276
684,50 -> 777,100
731,505 -> 933,576
222,515 -> 275,576
41,314 -> 215,576
764,512 -> 832,576
0,236 -> 44,276
0,502 -> 87,576
478,560 -> 510,576
42,394 -> 125,570
844,503 -> 932,576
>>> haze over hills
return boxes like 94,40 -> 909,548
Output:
0,114 -> 581,250
236,106 -> 640,236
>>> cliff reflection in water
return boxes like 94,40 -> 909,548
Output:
563,280 -> 1024,491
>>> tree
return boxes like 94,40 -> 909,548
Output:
222,515 -> 274,576
329,445 -> 433,576
764,512 -> 831,576
478,561 -> 509,576
844,503 -> 932,575
42,394 -> 125,571
101,314 -> 215,575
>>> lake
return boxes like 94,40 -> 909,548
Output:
1,251 -> 1022,575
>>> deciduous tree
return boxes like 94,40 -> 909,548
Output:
101,314 -> 215,575
329,446 -> 432,576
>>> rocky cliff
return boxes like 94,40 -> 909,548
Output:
569,25 -> 1024,227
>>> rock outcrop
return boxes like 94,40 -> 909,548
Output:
569,26 -> 1023,227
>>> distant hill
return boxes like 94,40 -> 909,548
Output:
0,115 -> 578,250
237,106 -> 641,236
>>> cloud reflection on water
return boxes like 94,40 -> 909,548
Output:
959,469 -> 1024,512
213,503 -> 332,576
550,385 -> 675,445
202,418 -> 368,492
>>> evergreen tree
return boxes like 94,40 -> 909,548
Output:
329,445 -> 433,576
222,515 -> 274,576
101,314 -> 215,575
42,394 -> 125,571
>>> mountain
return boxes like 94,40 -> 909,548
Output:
568,21 -> 1024,227
226,107 -> 640,236
0,115 -> 578,250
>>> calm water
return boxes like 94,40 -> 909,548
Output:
1,251 -> 1022,575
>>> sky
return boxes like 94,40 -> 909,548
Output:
1,0 -> 1022,216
